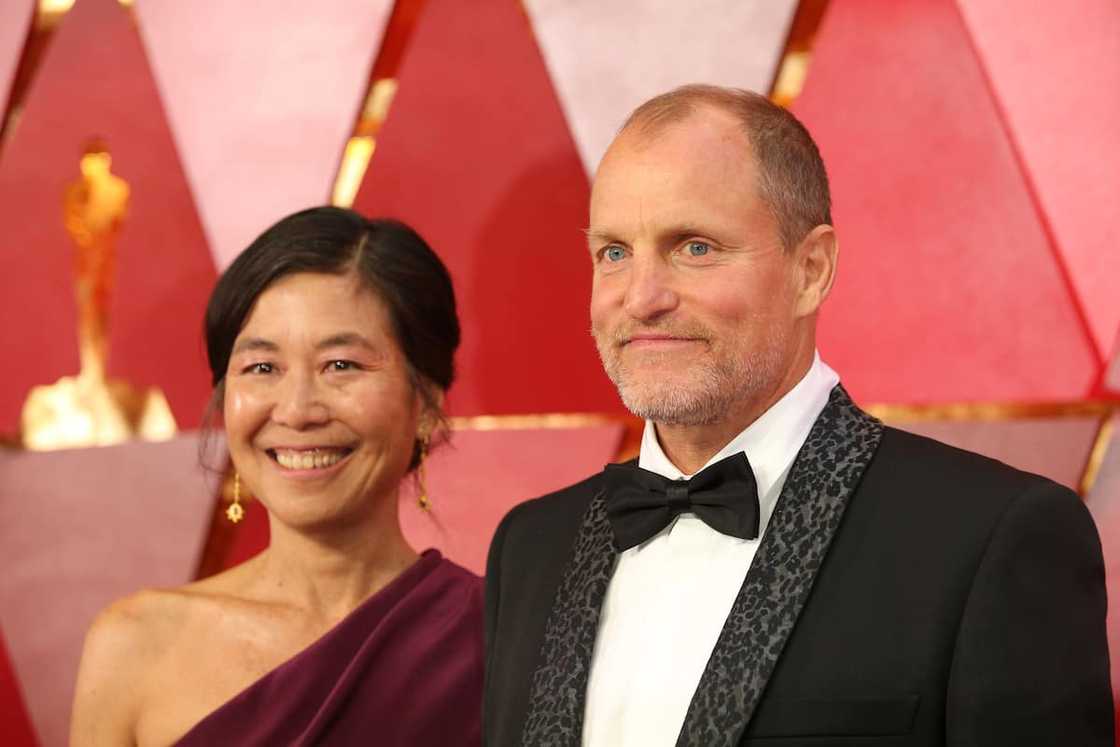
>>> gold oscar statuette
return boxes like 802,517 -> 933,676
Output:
19,138 -> 177,450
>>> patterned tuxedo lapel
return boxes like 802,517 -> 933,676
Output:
521,487 -> 616,745
675,386 -> 883,747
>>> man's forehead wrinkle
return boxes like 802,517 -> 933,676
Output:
620,104 -> 749,155
596,185 -> 738,247
592,115 -> 762,251
615,137 -> 752,197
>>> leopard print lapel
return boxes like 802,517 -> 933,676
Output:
674,385 -> 882,746
520,487 -> 615,745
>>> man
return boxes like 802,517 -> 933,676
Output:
483,85 -> 1112,746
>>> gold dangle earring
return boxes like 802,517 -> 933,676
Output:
226,472 -> 245,523
417,437 -> 431,511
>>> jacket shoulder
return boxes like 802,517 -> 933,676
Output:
867,426 -> 1085,530
496,471 -> 604,544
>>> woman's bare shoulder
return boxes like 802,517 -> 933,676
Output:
82,586 -> 195,658
70,563 -> 261,745
82,559 -> 263,662
70,589 -> 187,745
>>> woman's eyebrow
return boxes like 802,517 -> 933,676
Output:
315,332 -> 377,352
231,337 -> 278,355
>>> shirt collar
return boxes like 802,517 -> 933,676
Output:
638,352 -> 840,502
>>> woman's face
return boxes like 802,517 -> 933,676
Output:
223,271 -> 423,530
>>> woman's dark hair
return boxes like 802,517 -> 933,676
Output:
204,206 -> 460,468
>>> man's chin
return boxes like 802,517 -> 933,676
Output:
615,383 -> 725,427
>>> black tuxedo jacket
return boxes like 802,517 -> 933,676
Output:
483,388 -> 1113,746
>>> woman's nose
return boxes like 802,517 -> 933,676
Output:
271,371 -> 329,428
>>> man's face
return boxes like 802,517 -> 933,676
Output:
588,110 -> 801,426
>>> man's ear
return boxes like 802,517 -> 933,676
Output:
792,224 -> 838,318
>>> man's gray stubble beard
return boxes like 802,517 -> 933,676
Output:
594,326 -> 788,427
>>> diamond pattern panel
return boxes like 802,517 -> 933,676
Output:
797,0 -> 1099,403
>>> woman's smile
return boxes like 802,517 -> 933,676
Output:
266,446 -> 355,473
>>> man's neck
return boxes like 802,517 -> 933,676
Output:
655,352 -> 815,475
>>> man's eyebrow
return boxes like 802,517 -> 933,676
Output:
231,337 -> 278,355
667,227 -> 716,243
584,226 -> 720,246
584,227 -> 617,244
315,332 -> 377,352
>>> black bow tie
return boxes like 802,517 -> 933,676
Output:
602,452 -> 760,551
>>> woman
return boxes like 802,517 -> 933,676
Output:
70,207 -> 482,745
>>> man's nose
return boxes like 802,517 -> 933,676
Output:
623,252 -> 679,321
272,370 -> 329,428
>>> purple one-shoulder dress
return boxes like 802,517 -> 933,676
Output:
175,550 -> 483,746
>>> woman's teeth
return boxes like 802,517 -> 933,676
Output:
273,449 -> 348,470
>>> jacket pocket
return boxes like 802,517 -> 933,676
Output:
745,695 -> 920,737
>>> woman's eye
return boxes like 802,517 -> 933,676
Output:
328,360 -> 355,371
604,245 -> 626,262
244,362 -> 273,374
685,241 -> 711,257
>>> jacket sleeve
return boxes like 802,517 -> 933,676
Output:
483,504 -> 517,745
946,480 -> 1114,745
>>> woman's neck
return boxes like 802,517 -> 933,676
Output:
248,497 -> 420,622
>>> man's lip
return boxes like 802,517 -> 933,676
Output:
623,335 -> 702,345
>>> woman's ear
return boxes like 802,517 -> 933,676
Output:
416,384 -> 446,437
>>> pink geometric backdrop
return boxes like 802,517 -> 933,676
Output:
1,0 -> 1117,744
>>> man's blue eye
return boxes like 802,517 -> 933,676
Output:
686,241 -> 711,257
605,246 -> 626,262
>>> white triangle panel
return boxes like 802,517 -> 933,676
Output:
134,0 -> 394,269
524,0 -> 797,175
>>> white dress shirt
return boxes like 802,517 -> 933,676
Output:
581,353 -> 840,746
